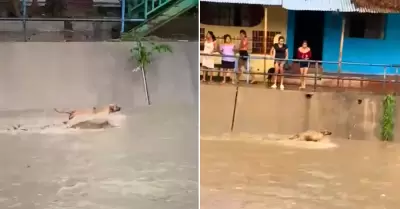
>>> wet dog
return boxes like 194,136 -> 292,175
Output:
289,130 -> 332,142
54,104 -> 121,128
54,104 -> 121,120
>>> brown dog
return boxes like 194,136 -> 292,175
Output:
289,130 -> 332,142
54,104 -> 121,121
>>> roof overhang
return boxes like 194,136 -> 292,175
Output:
351,0 -> 400,12
200,0 -> 400,13
281,0 -> 397,13
200,0 -> 282,6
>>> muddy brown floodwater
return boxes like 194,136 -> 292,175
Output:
201,137 -> 400,209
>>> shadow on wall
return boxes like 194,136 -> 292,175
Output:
150,16 -> 199,40
200,85 -> 389,141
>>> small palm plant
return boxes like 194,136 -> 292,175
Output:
122,33 -> 172,105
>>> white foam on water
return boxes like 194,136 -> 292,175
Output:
263,137 -> 338,149
201,133 -> 338,150
0,113 -> 127,135
104,113 -> 127,127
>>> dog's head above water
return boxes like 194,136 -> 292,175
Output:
320,130 -> 332,136
109,104 -> 121,113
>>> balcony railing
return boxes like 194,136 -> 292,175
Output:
200,53 -> 400,94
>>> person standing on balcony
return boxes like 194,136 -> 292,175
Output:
201,31 -> 217,83
237,29 -> 256,84
237,30 -> 248,83
270,36 -> 288,90
220,34 -> 237,84
297,40 -> 312,89
5,0 -> 21,17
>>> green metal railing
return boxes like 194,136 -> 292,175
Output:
0,0 -> 191,40
123,0 -> 175,33
124,0 -> 196,36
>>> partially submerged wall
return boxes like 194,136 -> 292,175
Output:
201,85 -> 388,141
200,85 -> 236,135
0,42 -> 198,111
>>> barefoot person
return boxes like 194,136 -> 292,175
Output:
297,40 -> 312,89
238,30 -> 256,84
270,36 -> 288,90
201,31 -> 216,82
220,34 -> 236,84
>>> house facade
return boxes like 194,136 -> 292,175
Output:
284,0 -> 398,75
200,0 -> 288,78
201,0 -> 399,76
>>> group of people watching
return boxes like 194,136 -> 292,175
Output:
201,30 -> 249,84
201,30 -> 312,90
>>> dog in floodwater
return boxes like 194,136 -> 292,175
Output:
3,104 -> 122,132
54,104 -> 121,128
54,104 -> 121,121
288,130 -> 332,142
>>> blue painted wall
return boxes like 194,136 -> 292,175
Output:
286,11 -> 400,75
286,10 -> 295,60
322,12 -> 399,75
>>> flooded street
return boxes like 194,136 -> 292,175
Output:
0,42 -> 199,209
0,106 -> 198,209
201,137 -> 400,209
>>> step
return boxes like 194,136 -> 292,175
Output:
134,0 -> 194,35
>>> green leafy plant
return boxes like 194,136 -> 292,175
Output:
380,94 -> 396,141
122,33 -> 172,105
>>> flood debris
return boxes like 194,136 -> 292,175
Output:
6,123 -> 63,132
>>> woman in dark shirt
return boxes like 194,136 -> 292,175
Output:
237,30 -> 248,83
238,29 -> 256,84
297,40 -> 312,89
270,36 -> 288,90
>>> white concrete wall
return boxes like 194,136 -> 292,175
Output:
0,42 -> 198,110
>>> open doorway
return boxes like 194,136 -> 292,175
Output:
293,11 -> 325,61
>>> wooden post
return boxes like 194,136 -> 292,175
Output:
337,14 -> 346,87
263,7 -> 268,84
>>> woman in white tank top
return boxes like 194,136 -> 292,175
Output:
201,31 -> 216,82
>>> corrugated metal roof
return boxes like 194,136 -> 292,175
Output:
281,0 -> 389,13
200,0 -> 282,6
200,0 -> 398,13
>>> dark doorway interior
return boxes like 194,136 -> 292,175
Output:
293,11 -> 325,61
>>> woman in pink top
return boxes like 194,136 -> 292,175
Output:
219,34 -> 237,84
297,40 -> 312,89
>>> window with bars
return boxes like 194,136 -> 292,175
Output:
345,13 -> 385,39
200,28 -> 205,51
251,30 -> 281,54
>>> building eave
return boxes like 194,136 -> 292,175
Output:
200,0 -> 282,6
199,0 -> 400,13
351,0 -> 400,12
281,0 -> 398,13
